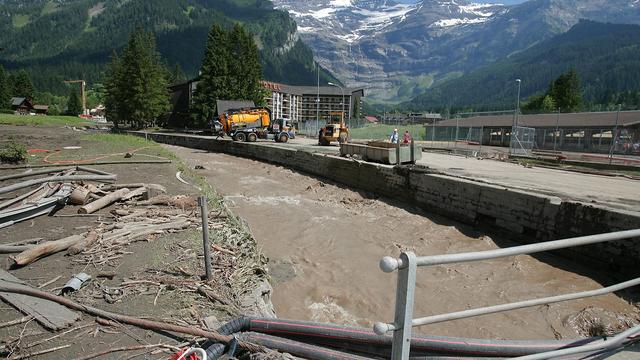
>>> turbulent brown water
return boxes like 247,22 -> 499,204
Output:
167,145 -> 639,340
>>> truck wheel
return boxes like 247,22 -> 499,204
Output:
247,133 -> 257,142
234,132 -> 246,142
319,137 -> 330,146
278,133 -> 289,143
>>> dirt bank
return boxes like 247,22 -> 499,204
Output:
166,144 -> 639,341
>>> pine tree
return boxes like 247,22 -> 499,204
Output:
12,70 -> 35,99
67,88 -> 83,116
549,69 -> 582,112
0,65 -> 9,109
192,24 -> 232,126
170,64 -> 187,86
229,23 -> 265,105
104,52 -> 123,128
104,28 -> 170,129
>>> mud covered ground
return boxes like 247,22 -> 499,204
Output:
166,144 -> 640,341
0,125 -> 270,359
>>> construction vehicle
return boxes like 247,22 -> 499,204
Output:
213,107 -> 295,143
318,111 -> 349,146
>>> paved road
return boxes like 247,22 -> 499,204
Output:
274,136 -> 640,214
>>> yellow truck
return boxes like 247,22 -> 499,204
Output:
213,107 -> 295,143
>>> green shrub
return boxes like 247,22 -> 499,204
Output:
0,139 -> 28,163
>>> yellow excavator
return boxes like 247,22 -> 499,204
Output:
318,112 -> 350,146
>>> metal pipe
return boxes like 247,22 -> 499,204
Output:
0,167 -> 72,182
609,104 -> 621,165
514,324 -> 640,360
0,174 -> 117,195
408,277 -> 640,329
198,196 -> 213,281
379,229 -> 640,271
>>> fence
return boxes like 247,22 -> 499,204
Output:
424,125 -> 484,155
374,229 -> 640,360
510,125 -> 536,156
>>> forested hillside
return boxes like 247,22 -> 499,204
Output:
0,0 -> 333,95
406,20 -> 640,112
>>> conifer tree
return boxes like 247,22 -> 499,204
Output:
192,24 -> 232,126
550,69 -> 582,112
193,23 -> 266,126
104,28 -> 170,129
67,88 -> 83,116
12,70 -> 35,99
0,65 -> 9,109
104,52 -> 123,128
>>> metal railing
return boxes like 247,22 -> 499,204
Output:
374,229 -> 640,359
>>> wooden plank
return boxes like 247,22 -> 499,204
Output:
0,269 -> 79,330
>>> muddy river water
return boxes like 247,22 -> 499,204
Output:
166,145 -> 638,340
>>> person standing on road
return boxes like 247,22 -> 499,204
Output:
403,130 -> 412,144
390,128 -> 399,144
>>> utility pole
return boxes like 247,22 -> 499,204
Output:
328,82 -> 345,126
64,80 -> 87,115
316,62 -> 320,137
554,107 -> 560,151
609,104 -> 621,165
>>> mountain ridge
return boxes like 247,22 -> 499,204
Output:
273,0 -> 640,102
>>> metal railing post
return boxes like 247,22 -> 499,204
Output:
198,196 -> 213,281
396,140 -> 401,166
391,252 -> 417,360
410,138 -> 415,164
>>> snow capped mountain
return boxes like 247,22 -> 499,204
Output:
273,0 -> 420,43
272,0 -> 640,102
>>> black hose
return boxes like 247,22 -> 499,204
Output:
203,317 -> 251,359
238,332 -> 372,360
203,316 -> 604,359
246,318 -> 599,358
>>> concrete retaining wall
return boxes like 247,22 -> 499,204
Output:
133,131 -> 640,277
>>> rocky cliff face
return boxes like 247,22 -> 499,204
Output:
272,0 -> 640,102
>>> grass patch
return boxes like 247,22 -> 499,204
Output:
0,114 -> 92,126
41,1 -> 59,15
350,124 -> 428,141
12,14 -> 30,28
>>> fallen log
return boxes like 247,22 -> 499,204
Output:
101,183 -> 167,193
0,245 -> 34,253
78,188 -> 129,214
10,234 -> 84,267
67,230 -> 101,255
0,175 -> 117,195
0,284 -> 265,353
121,187 -> 147,201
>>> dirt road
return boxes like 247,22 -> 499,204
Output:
167,144 -> 639,341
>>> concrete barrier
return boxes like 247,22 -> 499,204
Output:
131,131 -> 640,277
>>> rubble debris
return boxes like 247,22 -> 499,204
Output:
69,186 -> 91,205
0,185 -> 72,229
0,167 -> 72,182
78,188 -> 130,214
67,230 -> 101,255
0,269 -> 80,330
139,194 -> 198,209
0,283 -> 265,353
0,174 -> 116,195
61,273 -> 91,294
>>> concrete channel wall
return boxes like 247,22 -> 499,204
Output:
133,131 -> 640,277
